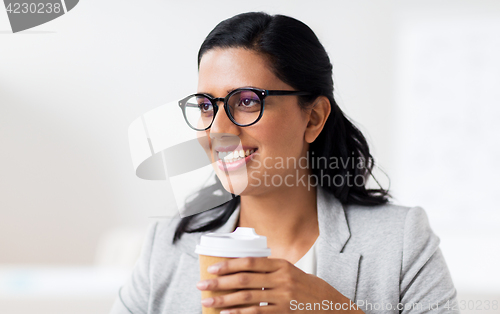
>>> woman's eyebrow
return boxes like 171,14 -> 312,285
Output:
197,86 -> 259,96
226,86 -> 259,93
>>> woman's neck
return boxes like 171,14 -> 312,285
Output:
237,184 -> 319,259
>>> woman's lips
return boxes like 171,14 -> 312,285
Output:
216,148 -> 258,172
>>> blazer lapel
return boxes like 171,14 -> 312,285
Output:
315,187 -> 361,302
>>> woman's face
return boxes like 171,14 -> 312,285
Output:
197,47 -> 312,196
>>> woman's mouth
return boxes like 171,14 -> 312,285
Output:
215,147 -> 258,171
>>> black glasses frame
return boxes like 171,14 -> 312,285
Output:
178,87 -> 312,131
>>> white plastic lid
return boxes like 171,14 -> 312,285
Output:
195,227 -> 271,258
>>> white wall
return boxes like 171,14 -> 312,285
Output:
391,1 -> 500,296
0,0 -> 400,264
1,0 -> 499,310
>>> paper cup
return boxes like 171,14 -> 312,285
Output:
195,227 -> 271,314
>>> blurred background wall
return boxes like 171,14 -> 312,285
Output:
1,0 -> 499,313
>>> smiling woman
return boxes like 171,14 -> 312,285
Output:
110,12 -> 459,314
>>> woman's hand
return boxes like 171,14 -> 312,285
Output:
196,257 -> 364,313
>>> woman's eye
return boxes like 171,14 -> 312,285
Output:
199,103 -> 212,112
240,98 -> 259,107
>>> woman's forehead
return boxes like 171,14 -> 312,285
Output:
197,48 -> 286,93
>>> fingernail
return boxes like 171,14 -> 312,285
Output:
196,280 -> 208,290
201,298 -> 214,306
220,311 -> 231,314
207,263 -> 221,274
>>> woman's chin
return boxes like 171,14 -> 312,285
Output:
217,173 -> 249,196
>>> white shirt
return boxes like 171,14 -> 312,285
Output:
294,238 -> 318,275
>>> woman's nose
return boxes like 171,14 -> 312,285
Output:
210,102 -> 239,135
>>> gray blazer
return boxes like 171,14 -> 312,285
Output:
110,187 -> 460,313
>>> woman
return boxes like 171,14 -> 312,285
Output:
111,12 -> 459,314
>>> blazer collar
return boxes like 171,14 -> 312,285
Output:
182,187 -> 360,301
314,187 -> 361,301
316,186 -> 352,252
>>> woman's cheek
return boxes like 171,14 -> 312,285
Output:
249,154 -> 261,169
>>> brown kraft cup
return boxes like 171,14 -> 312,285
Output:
195,227 -> 271,314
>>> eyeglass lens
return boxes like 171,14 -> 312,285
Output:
184,90 -> 262,130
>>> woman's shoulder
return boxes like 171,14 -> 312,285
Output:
125,218 -> 199,279
148,218 -> 201,255
340,202 -> 456,308
149,205 -> 234,257
344,201 -> 433,230
342,202 -> 440,252
114,218 -> 207,313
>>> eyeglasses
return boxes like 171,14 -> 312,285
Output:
178,87 -> 311,131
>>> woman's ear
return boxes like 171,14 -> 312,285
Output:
304,96 -> 331,143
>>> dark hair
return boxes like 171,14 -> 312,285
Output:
173,12 -> 390,243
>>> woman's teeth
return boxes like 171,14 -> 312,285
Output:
217,149 -> 255,163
